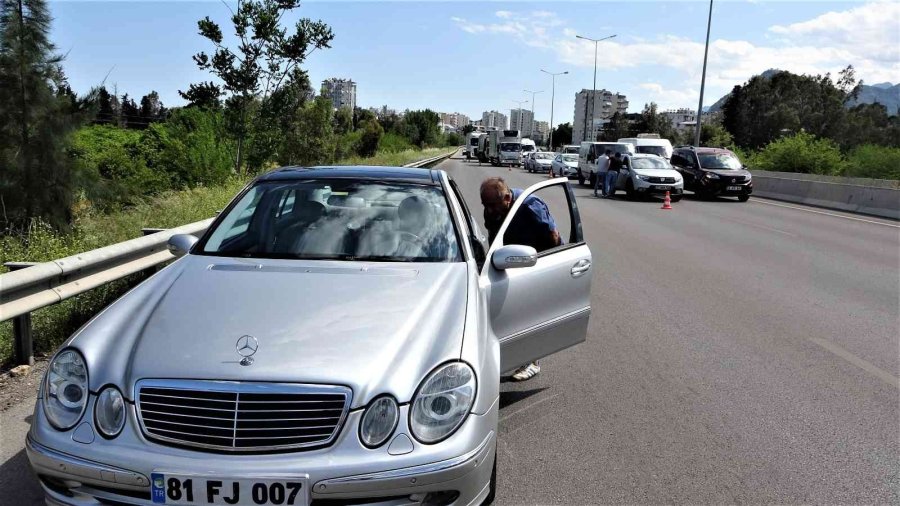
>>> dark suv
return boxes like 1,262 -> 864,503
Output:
670,147 -> 753,202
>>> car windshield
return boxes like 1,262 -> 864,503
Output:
500,143 -> 521,151
636,146 -> 667,157
562,154 -> 578,162
198,179 -> 461,262
469,138 -> 479,145
699,153 -> 742,170
631,157 -> 671,170
535,153 -> 553,160
522,145 -> 535,152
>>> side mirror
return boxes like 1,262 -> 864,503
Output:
492,244 -> 538,270
168,234 -> 199,258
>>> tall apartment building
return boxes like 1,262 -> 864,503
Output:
510,108 -> 534,137
661,108 -> 696,131
440,112 -> 470,131
572,89 -> 628,142
481,110 -> 508,130
532,120 -> 549,144
322,78 -> 357,111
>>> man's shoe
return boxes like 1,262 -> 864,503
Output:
511,362 -> 541,381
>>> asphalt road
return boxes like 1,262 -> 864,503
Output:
2,151 -> 898,505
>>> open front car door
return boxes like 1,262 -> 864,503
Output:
481,178 -> 593,373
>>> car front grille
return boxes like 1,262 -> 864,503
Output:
648,177 -> 677,184
136,380 -> 351,452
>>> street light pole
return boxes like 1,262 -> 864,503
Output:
541,69 -> 568,151
524,89 -> 543,138
694,0 -> 713,146
576,34 -> 616,142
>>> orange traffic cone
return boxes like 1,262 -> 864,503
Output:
661,191 -> 673,210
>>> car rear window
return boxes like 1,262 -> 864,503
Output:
198,180 -> 462,263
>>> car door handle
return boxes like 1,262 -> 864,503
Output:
571,259 -> 591,277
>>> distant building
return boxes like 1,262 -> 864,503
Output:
482,110 -> 508,130
661,108 -> 696,131
532,120 -> 549,144
322,78 -> 357,111
510,108 -> 534,137
439,112 -> 470,131
573,89 -> 628,142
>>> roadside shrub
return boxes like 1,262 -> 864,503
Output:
842,144 -> 900,180
378,132 -> 415,153
750,131 -> 844,175
357,119 -> 384,157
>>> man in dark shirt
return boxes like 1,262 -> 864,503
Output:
480,177 -> 561,380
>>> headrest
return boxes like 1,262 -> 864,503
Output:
398,196 -> 431,219
294,200 -> 325,221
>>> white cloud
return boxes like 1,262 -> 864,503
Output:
495,10 -> 513,19
451,3 -> 900,110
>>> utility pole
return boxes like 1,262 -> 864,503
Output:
694,0 -> 714,146
576,34 -> 616,142
524,89 -> 543,138
541,69 -> 568,151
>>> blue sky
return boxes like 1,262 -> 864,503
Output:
50,1 -> 900,126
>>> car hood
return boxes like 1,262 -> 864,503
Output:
631,168 -> 681,178
536,159 -> 553,165
72,255 -> 468,408
564,161 -> 579,168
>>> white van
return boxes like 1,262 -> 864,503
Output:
577,141 -> 636,187
618,137 -> 673,159
521,138 -> 537,158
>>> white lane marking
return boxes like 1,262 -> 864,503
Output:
723,217 -> 797,237
751,198 -> 900,229
808,337 -> 899,390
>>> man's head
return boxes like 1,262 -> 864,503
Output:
614,152 -> 622,159
480,177 -> 513,222
605,149 -> 612,156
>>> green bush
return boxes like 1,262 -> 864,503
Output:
749,131 -> 844,175
842,145 -> 900,180
357,119 -> 383,157
378,132 -> 415,153
141,108 -> 235,187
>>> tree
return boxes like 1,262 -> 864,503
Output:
139,90 -> 165,124
599,113 -> 629,141
550,122 -> 572,149
401,109 -> 441,147
96,86 -> 117,125
333,106 -> 353,135
357,118 -> 383,157
461,124 -> 475,136
279,94 -> 333,166
634,102 -> 675,140
120,93 -> 141,129
0,0 -> 90,230
179,81 -> 223,110
182,0 -> 333,173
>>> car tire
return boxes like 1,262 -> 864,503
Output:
671,195 -> 682,203
738,194 -> 750,202
481,455 -> 497,505
625,180 -> 636,200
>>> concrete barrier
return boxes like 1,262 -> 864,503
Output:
750,170 -> 900,220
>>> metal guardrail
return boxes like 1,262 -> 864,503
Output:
0,149 -> 457,365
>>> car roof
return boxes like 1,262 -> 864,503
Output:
257,166 -> 441,184
678,146 -> 734,155
631,153 -> 666,159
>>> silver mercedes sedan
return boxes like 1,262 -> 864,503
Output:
27,166 -> 592,506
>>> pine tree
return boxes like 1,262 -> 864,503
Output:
0,0 -> 85,230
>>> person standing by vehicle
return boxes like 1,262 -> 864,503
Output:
605,152 -> 623,197
480,177 -> 561,380
593,149 -> 611,197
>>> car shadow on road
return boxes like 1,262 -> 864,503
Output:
0,449 -> 44,505
498,387 -> 548,410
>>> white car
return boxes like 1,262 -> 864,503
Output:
526,152 -> 554,173
552,153 -> 579,178
614,154 -> 684,200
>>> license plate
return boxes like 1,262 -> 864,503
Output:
726,185 -> 742,191
151,473 -> 308,506
653,185 -> 670,190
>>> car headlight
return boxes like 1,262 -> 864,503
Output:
636,174 -> 652,181
409,362 -> 476,444
94,386 -> 126,438
43,349 -> 89,430
359,396 -> 399,448
705,172 -> 720,179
